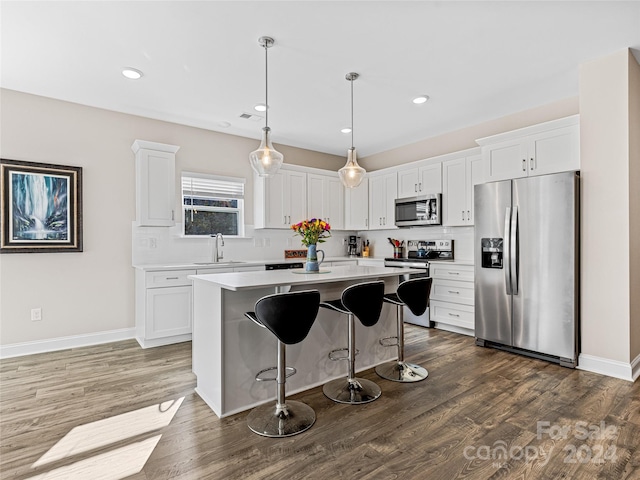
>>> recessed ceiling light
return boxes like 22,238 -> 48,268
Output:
412,95 -> 429,104
122,68 -> 143,80
341,127 -> 352,134
254,104 -> 267,112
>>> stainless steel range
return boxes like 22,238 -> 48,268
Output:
384,239 -> 454,327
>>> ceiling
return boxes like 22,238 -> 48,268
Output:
2,1 -> 640,157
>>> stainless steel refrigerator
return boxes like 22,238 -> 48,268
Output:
474,171 -> 579,367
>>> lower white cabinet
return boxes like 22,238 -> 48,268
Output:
135,269 -> 196,348
429,263 -> 474,335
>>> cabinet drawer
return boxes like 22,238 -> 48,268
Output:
430,263 -> 474,282
431,279 -> 474,304
146,269 -> 196,288
430,300 -> 474,330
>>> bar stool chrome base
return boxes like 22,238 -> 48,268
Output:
247,400 -> 316,438
322,377 -> 382,404
375,361 -> 428,382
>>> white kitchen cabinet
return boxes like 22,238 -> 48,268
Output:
369,172 -> 397,230
344,177 -> 369,230
131,140 -> 180,227
429,263 -> 474,335
254,167 -> 308,228
135,268 -> 195,348
307,173 -> 344,229
477,115 -> 579,183
397,162 -> 442,198
442,152 -> 482,226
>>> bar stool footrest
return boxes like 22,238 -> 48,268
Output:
379,336 -> 399,347
328,347 -> 359,361
255,366 -> 296,382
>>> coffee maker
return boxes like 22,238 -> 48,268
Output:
347,235 -> 361,257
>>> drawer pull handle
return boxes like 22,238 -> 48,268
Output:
448,272 -> 460,275
165,277 -> 179,280
448,313 -> 460,317
448,290 -> 460,294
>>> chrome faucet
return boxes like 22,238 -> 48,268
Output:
211,233 -> 224,262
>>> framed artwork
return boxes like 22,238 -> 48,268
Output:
1,159 -> 83,253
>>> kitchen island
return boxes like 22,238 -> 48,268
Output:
190,265 -> 418,417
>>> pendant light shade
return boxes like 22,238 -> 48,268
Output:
339,72 -> 366,188
250,36 -> 283,177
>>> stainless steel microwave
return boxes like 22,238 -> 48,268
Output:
395,194 -> 442,227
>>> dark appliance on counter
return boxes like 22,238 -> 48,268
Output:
474,171 -> 579,368
384,239 -> 454,327
265,262 -> 304,270
395,194 -> 442,227
347,235 -> 361,257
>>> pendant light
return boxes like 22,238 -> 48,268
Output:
339,72 -> 366,188
249,36 -> 284,176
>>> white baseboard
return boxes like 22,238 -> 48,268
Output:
577,353 -> 635,382
0,328 -> 136,359
632,352 -> 640,382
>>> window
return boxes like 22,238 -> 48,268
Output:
181,173 -> 245,237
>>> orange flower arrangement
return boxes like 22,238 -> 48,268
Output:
291,218 -> 331,247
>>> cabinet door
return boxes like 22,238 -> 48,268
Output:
325,176 -> 344,229
263,172 -> 287,228
442,157 -> 467,226
307,174 -> 325,220
383,173 -> 397,228
286,170 -> 308,225
483,139 -> 528,182
136,150 -> 176,226
419,163 -> 443,194
397,168 -> 419,198
466,154 -> 484,225
146,286 -> 192,339
345,177 -> 369,230
529,124 -> 580,176
369,175 -> 389,229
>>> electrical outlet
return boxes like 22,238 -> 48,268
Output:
149,238 -> 157,249
31,308 -> 42,321
254,238 -> 264,247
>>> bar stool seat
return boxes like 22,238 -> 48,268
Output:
244,289 -> 320,437
320,280 -> 385,405
375,277 -> 432,382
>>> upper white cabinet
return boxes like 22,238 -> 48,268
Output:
477,115 -> 580,183
254,167 -> 307,228
369,172 -> 397,230
307,173 -> 344,229
131,140 -> 180,227
442,150 -> 482,226
344,177 -> 369,230
397,163 -> 442,198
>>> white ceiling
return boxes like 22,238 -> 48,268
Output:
2,1 -> 640,157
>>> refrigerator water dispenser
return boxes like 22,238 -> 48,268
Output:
481,238 -> 503,269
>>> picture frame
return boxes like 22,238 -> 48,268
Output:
1,158 -> 83,253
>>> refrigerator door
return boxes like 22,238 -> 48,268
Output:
474,180 -> 512,345
512,172 -> 578,361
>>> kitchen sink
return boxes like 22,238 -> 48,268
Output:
194,261 -> 245,265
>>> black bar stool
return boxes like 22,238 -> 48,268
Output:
244,289 -> 321,437
320,280 -> 385,404
375,277 -> 432,382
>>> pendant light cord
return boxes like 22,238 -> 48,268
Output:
350,75 -> 354,149
264,43 -> 269,130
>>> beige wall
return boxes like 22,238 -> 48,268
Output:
579,50 -> 634,364
361,97 -> 579,170
0,89 -> 343,345
628,51 -> 640,361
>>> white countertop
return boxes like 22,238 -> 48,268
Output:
133,256 -> 361,272
189,265 -> 421,291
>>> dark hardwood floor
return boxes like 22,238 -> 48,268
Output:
1,326 -> 638,479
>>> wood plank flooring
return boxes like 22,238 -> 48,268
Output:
1,326 -> 638,479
